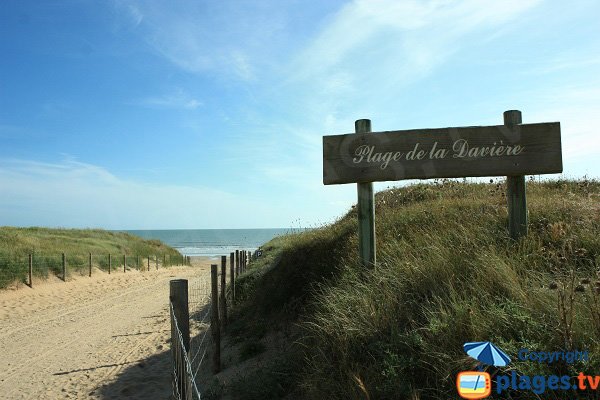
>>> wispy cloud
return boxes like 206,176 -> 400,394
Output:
132,89 -> 202,110
115,0 -> 287,82
0,158 -> 285,229
289,0 -> 542,105
526,84 -> 600,159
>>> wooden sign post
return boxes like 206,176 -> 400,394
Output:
504,110 -> 528,239
323,110 -> 562,264
355,119 -> 376,267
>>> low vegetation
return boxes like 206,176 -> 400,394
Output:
223,178 -> 600,399
0,227 -> 182,288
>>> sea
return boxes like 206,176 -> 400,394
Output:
122,229 -> 290,257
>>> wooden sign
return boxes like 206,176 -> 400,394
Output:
323,122 -> 562,185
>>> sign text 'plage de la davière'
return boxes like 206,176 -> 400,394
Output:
323,122 -> 562,185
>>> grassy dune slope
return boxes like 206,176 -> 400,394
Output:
0,227 -> 182,287
226,179 -> 600,400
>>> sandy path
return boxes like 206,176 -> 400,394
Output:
0,260 -> 213,399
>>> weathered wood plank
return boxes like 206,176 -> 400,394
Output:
504,110 -> 528,240
323,122 -> 562,184
355,119 -> 376,267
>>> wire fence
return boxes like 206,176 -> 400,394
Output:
170,273 -> 212,400
189,274 -> 212,394
0,253 -> 191,289
170,301 -> 202,400
170,250 -> 254,399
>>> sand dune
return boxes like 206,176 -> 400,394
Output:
0,258 -> 214,399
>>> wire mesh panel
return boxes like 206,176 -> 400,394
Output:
170,301 -> 202,400
66,254 -> 87,276
170,271 -> 212,400
0,254 -> 27,288
189,273 -> 212,397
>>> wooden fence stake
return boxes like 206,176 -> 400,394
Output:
89,253 -> 92,277
235,250 -> 240,277
230,252 -> 235,304
123,254 -> 126,273
136,255 -> 140,270
504,110 -> 528,240
169,279 -> 191,398
210,264 -> 221,373
220,256 -> 228,328
355,119 -> 377,267
108,253 -> 111,274
62,253 -> 66,281
28,254 -> 33,288
156,255 -> 158,270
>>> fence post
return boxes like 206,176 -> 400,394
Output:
169,279 -> 191,399
156,255 -> 158,270
147,256 -> 150,272
504,110 -> 528,240
136,255 -> 140,270
230,252 -> 235,304
123,254 -> 126,273
163,254 -> 166,268
235,250 -> 239,277
220,256 -> 227,328
62,253 -> 66,281
89,253 -> 92,277
108,253 -> 111,274
210,264 -> 221,373
28,254 -> 33,288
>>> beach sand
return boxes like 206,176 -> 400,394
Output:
0,256 -> 217,399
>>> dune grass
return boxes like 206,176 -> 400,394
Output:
0,227 -> 183,288
226,178 -> 600,399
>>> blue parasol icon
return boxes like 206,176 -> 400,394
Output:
463,341 -> 511,367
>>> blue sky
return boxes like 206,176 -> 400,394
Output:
1,0 -> 598,229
